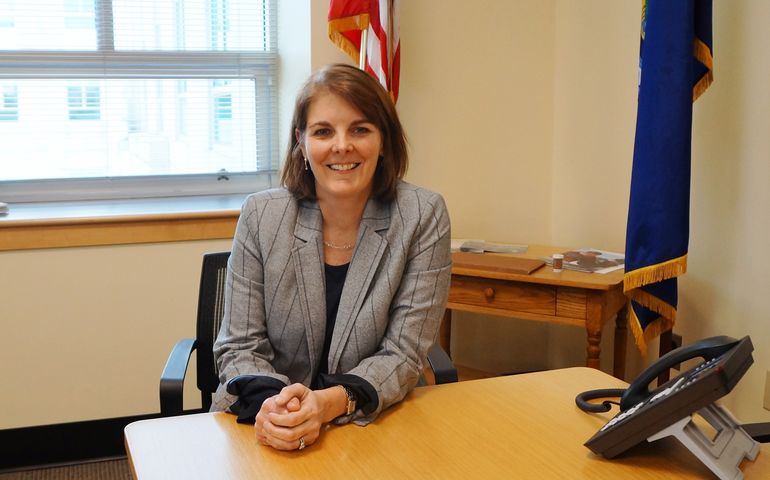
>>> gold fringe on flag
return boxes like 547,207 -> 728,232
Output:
623,254 -> 687,293
627,287 -> 678,323
328,15 -> 370,64
624,254 -> 685,353
692,37 -> 714,101
627,300 -> 675,355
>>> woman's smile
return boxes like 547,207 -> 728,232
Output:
328,163 -> 360,171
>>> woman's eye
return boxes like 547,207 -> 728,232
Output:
352,126 -> 371,135
312,128 -> 332,137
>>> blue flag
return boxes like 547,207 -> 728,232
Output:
624,0 -> 713,353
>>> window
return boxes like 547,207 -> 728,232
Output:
213,94 -> 233,144
0,0 -> 278,202
0,84 -> 19,121
67,84 -> 101,120
0,0 -> 14,29
64,0 -> 95,29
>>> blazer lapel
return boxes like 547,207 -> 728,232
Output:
329,198 -> 390,372
292,201 -> 326,375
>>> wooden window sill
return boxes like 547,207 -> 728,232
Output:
0,195 -> 245,251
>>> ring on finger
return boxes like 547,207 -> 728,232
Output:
298,436 -> 306,450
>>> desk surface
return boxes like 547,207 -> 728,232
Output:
125,368 -> 768,479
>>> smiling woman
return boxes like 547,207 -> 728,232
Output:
281,63 -> 412,267
282,64 -> 408,203
300,91 -> 382,204
299,91 -> 382,264
210,64 -> 452,452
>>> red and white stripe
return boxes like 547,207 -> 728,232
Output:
328,0 -> 400,102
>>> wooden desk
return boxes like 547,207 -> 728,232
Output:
125,368 -> 769,479
443,246 -> 628,378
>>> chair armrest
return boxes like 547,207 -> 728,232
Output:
159,338 -> 197,416
426,343 -> 458,384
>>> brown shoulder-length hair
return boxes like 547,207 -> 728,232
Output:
280,63 -> 408,202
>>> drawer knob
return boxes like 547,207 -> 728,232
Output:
483,287 -> 495,300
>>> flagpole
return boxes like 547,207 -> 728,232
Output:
358,28 -> 367,70
387,0 -> 393,94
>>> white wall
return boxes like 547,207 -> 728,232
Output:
0,240 -> 231,428
678,0 -> 770,422
544,0 -> 640,384
400,1 -> 555,244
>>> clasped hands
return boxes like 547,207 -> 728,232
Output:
255,383 -> 345,451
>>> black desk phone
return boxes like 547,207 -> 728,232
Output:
577,335 -> 759,479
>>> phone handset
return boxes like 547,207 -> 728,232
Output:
575,335 -> 742,414
619,335 -> 740,411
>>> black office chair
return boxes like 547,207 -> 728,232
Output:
159,251 -> 458,416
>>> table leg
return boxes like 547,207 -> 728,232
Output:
613,305 -> 628,380
585,292 -> 603,370
440,309 -> 452,358
657,329 -> 673,384
586,331 -> 601,370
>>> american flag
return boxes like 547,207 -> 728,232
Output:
328,0 -> 400,102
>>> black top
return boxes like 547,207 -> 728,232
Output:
227,262 -> 378,424
317,262 -> 349,378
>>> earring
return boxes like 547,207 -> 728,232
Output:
304,157 -> 309,171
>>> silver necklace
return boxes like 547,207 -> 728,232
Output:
323,240 -> 354,250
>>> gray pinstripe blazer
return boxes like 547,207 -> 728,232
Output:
211,181 -> 452,424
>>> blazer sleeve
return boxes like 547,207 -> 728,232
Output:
211,195 -> 290,411
343,190 -> 452,424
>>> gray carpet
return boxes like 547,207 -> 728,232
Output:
0,459 -> 131,480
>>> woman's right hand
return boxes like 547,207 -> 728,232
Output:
255,383 -> 347,451
254,393 -> 301,447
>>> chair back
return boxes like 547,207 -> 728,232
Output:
195,251 -> 230,410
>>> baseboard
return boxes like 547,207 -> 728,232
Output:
0,409 -> 204,472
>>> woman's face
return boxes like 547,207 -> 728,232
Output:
299,90 -> 383,202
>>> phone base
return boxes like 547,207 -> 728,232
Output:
647,403 -> 759,480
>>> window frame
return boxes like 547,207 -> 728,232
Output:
0,0 -> 279,203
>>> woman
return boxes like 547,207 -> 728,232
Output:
212,63 -> 451,451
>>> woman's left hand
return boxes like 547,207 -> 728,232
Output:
258,383 -> 346,451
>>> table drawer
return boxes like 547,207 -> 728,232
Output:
556,287 -> 587,319
448,275 -> 555,315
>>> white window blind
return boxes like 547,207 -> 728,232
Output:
0,0 -> 278,202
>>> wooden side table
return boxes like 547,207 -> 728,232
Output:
442,246 -> 628,379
